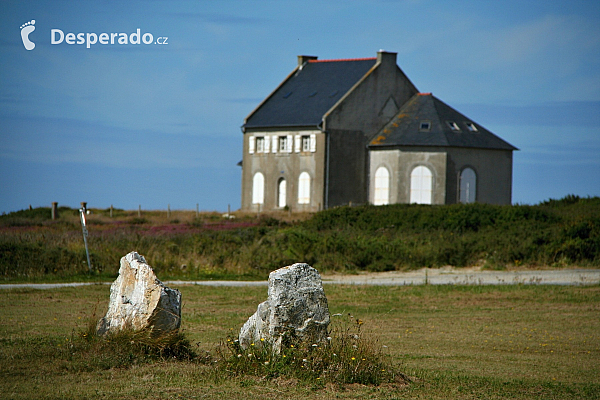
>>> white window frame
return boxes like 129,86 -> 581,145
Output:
252,172 -> 265,204
410,166 -> 433,204
446,121 -> 461,132
298,172 -> 311,204
249,136 -> 255,154
279,136 -> 288,152
374,166 -> 390,205
301,135 -> 310,152
278,178 -> 287,208
271,136 -> 278,153
465,122 -> 478,132
459,167 -> 477,203
256,137 -> 265,153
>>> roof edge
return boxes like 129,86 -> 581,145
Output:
309,57 -> 377,63
242,123 -> 323,131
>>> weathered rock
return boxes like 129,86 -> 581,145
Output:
239,263 -> 330,351
96,251 -> 181,337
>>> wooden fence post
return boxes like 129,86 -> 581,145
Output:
51,202 -> 58,220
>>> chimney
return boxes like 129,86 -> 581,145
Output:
297,55 -> 318,67
377,50 -> 397,65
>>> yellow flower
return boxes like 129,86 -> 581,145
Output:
351,357 -> 356,360
260,338 -> 265,342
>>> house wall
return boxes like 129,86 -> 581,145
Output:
326,129 -> 368,207
369,149 -> 447,205
241,129 -> 325,212
445,148 -> 513,205
369,147 -> 513,205
323,52 -> 420,208
322,52 -> 419,136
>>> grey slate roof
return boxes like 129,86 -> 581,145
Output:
243,58 -> 377,129
369,93 -> 518,151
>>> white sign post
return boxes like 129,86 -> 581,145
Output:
79,208 -> 92,273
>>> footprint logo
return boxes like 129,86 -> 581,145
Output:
20,20 -> 36,50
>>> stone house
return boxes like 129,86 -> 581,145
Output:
240,50 -> 517,212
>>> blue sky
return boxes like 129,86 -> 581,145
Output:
1,0 -> 599,213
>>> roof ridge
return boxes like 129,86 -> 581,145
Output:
309,57 -> 377,63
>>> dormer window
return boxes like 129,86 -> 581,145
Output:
466,122 -> 478,132
419,121 -> 431,131
447,121 -> 460,131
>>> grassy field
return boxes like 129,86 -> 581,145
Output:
1,283 -> 599,399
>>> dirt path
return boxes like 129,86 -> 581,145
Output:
320,267 -> 600,286
1,268 -> 598,289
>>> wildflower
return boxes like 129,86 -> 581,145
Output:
351,357 -> 356,360
260,338 -> 265,342
251,343 -> 255,346
290,344 -> 294,348
248,354 -> 253,358
357,319 -> 364,325
333,353 -> 337,356
237,354 -> 242,358
327,337 -> 332,341
264,361 -> 269,365
303,359 -> 307,363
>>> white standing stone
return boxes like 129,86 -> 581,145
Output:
97,252 -> 181,337
239,263 -> 330,351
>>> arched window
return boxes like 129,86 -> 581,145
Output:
278,178 -> 287,208
459,168 -> 476,203
374,166 -> 390,205
252,172 -> 264,204
298,172 -> 311,204
410,166 -> 433,204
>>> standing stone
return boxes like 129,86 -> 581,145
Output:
97,251 -> 181,337
239,263 -> 330,351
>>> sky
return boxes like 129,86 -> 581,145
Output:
1,0 -> 599,213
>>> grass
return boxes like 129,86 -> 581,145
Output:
1,195 -> 599,283
1,284 -> 599,399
